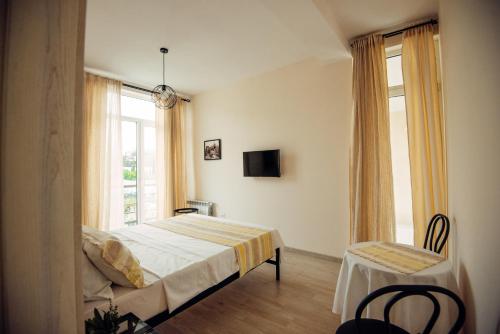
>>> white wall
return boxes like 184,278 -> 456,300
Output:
439,0 -> 500,332
192,58 -> 352,257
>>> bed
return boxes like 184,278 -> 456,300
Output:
84,214 -> 284,325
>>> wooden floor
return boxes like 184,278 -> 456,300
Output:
155,250 -> 342,334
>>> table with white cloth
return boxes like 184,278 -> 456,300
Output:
332,241 -> 459,333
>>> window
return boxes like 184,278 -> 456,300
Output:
386,37 -> 442,245
121,93 -> 157,225
386,46 -> 414,245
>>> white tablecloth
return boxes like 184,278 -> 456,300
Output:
333,242 -> 459,333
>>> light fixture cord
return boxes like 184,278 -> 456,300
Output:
162,52 -> 165,85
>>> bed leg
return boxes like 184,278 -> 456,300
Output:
275,248 -> 280,281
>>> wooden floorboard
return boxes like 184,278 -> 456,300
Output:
155,251 -> 342,333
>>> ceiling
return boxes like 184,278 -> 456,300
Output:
85,0 -> 438,96
314,0 -> 438,41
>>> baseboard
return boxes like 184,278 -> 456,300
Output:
285,246 -> 343,263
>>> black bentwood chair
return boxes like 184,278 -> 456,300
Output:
336,285 -> 465,334
423,213 -> 450,254
173,208 -> 199,215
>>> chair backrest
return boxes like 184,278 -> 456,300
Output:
423,213 -> 450,254
355,285 -> 465,334
174,207 -> 199,215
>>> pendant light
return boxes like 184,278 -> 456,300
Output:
152,47 -> 177,110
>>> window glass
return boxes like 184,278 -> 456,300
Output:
389,94 -> 405,112
387,55 -> 403,87
121,94 -> 157,226
386,48 -> 413,245
122,95 -> 155,121
388,96 -> 414,245
141,126 -> 157,222
122,120 -> 138,225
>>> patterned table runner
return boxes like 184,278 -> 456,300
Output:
348,242 -> 445,274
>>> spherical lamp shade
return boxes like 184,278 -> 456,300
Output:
152,84 -> 177,110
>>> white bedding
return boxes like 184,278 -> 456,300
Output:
84,214 -> 284,320
84,279 -> 166,321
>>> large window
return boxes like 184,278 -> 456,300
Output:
386,47 -> 414,245
121,94 -> 157,225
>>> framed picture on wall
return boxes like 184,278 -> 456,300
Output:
204,139 -> 221,160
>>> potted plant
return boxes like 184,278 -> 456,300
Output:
85,302 -> 120,334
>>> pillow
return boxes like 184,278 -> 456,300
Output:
82,226 -> 145,288
82,250 -> 114,302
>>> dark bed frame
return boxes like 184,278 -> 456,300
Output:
145,248 -> 281,327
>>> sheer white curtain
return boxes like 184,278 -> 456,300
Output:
82,73 -> 124,230
155,105 -> 167,219
184,102 -> 196,200
155,100 -> 188,219
402,24 -> 447,249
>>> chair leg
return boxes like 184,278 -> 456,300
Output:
275,248 -> 280,281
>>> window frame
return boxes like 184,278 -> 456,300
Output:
386,46 -> 404,98
386,36 -> 442,97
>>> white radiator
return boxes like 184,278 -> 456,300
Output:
186,200 -> 214,216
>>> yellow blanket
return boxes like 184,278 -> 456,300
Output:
149,215 -> 274,276
349,242 -> 444,275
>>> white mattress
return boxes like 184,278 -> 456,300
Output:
84,278 -> 166,321
84,214 -> 284,321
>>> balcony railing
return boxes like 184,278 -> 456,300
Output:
124,184 -> 137,225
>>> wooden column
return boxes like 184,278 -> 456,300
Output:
0,0 -> 86,332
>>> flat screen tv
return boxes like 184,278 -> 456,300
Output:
243,149 -> 280,177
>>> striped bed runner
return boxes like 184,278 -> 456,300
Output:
348,242 -> 445,275
148,215 -> 274,276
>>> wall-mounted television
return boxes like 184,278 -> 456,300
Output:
243,149 -> 280,177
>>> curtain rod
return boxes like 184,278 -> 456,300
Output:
382,19 -> 438,38
122,83 -> 191,103
350,19 -> 438,46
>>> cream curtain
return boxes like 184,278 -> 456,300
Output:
156,100 -> 188,218
350,34 -> 396,243
402,24 -> 447,247
82,73 -> 124,230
